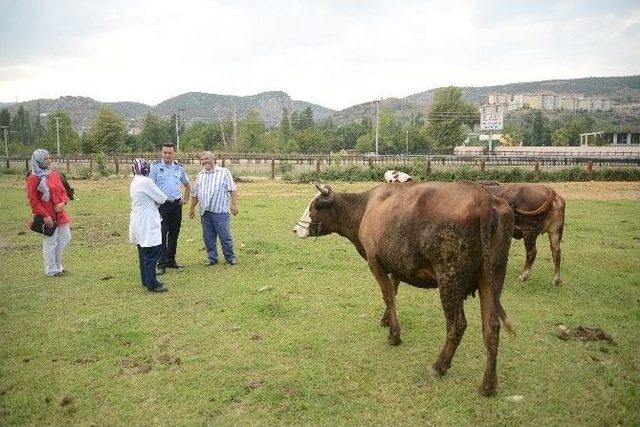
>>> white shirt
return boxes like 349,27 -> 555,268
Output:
191,166 -> 237,215
129,175 -> 167,247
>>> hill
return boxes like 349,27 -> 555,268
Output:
334,75 -> 640,124
2,75 -> 638,130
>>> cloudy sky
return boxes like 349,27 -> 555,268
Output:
1,0 -> 639,110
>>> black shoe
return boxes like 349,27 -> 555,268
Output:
166,262 -> 184,269
206,261 -> 218,266
149,284 -> 169,293
226,259 -> 237,265
52,272 -> 64,277
156,267 -> 166,275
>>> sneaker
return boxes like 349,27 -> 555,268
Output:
149,284 -> 169,293
226,259 -> 237,265
52,272 -> 64,277
206,261 -> 218,266
156,267 -> 166,275
166,262 -> 184,269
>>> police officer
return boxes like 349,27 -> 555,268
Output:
150,143 -> 191,274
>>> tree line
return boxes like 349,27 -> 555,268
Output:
0,87 -> 617,156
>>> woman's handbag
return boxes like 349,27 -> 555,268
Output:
30,215 -> 57,236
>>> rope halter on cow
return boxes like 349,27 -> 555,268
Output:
295,219 -> 322,240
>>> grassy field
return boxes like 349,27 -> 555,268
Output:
1,175 -> 639,426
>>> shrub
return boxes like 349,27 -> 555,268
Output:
95,152 -> 110,177
286,166 -> 640,184
76,167 -> 93,180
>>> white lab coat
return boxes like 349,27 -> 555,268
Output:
129,175 -> 167,247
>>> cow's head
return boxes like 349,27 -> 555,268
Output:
294,183 -> 337,238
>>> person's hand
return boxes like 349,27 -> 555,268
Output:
231,206 -> 239,216
43,216 -> 54,228
54,202 -> 65,212
189,208 -> 195,219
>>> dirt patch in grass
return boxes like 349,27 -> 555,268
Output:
556,324 -> 616,344
120,358 -> 153,375
549,182 -> 639,200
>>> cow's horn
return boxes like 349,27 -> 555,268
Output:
315,183 -> 330,196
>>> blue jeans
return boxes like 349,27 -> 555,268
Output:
201,211 -> 236,263
137,244 -> 162,289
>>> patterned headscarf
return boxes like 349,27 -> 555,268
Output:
131,158 -> 151,176
30,149 -> 51,202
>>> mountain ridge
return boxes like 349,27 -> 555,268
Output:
2,75 -> 638,129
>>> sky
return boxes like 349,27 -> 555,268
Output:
1,0 -> 639,111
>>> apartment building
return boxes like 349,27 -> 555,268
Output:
486,92 -> 612,112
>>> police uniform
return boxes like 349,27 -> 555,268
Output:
149,160 -> 190,269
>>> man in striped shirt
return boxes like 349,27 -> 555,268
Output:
189,151 -> 239,265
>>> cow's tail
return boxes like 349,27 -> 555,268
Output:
480,192 -> 515,338
513,189 -> 556,216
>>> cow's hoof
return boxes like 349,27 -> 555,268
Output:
478,383 -> 497,397
518,272 -> 530,282
430,366 -> 446,378
554,277 -> 563,286
388,335 -> 402,346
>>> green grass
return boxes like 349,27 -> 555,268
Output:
1,176 -> 639,425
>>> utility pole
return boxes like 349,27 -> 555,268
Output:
232,107 -> 238,151
175,108 -> 186,152
375,100 -> 380,155
220,122 -> 227,147
54,117 -> 61,156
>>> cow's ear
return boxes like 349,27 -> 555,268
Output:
315,195 -> 334,208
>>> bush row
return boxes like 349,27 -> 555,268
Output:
284,165 -> 640,183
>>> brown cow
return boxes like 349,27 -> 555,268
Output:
485,184 -> 565,286
294,182 -> 514,396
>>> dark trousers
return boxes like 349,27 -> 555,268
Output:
137,244 -> 162,289
201,211 -> 236,263
158,200 -> 182,267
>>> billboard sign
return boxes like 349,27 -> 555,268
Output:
480,113 -> 503,131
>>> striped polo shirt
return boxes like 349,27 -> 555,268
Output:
192,165 -> 237,215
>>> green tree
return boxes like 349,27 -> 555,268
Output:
181,121 -> 223,152
502,123 -> 523,146
552,128 -> 570,146
0,108 -> 10,147
295,127 -> 327,153
331,122 -> 369,152
44,111 -> 79,154
11,105 -> 33,147
377,109 -> 404,154
425,87 -> 478,149
526,111 -> 551,146
279,108 -> 291,147
355,132 -> 374,152
238,109 -> 267,152
139,114 -> 172,151
406,124 -> 430,153
33,102 -> 46,146
293,107 -> 314,131
88,107 -> 125,153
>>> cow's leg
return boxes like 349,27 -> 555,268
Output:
519,233 -> 537,282
548,227 -> 563,286
431,284 -> 466,377
380,274 -> 400,327
369,262 -> 401,345
477,276 -> 500,396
